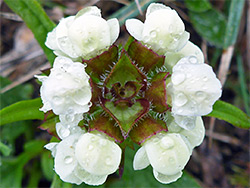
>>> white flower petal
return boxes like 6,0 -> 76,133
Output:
179,117 -> 205,149
44,142 -> 58,157
38,57 -> 91,116
153,169 -> 182,184
107,18 -> 120,44
145,133 -> 190,175
45,28 -> 59,51
168,56 -> 222,116
54,134 -> 81,182
60,173 -> 82,185
75,133 -> 121,176
68,15 -> 111,60
133,146 -> 150,170
56,122 -> 84,139
75,6 -> 101,18
74,165 -> 108,186
173,115 -> 196,130
146,3 -> 171,18
165,41 -> 204,71
125,19 -> 144,41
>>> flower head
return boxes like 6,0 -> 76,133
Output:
167,56 -> 222,116
45,6 -> 119,60
36,56 -> 92,119
126,3 -> 189,54
45,132 -> 122,186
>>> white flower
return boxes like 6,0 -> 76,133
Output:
125,3 -> 189,55
133,133 -> 191,184
164,41 -> 204,72
75,133 -> 121,177
168,116 -> 205,150
45,132 -> 122,186
45,6 -> 119,60
35,56 -> 92,117
167,56 -> 222,116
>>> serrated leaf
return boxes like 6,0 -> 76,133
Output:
207,100 -> 250,129
145,72 -> 170,113
101,99 -> 150,137
89,115 -> 124,143
0,98 -> 44,126
83,45 -> 118,83
189,9 -> 227,47
185,0 -> 212,12
4,0 -> 56,64
129,117 -> 167,145
105,50 -> 146,89
127,41 -> 165,73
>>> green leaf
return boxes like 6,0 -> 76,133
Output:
107,146 -> 201,187
127,41 -> 165,73
189,9 -> 227,47
41,151 -> 54,181
185,0 -> 212,12
207,100 -> 250,129
223,0 -> 245,48
39,114 -> 59,137
4,0 -> 56,64
0,140 -> 45,187
0,98 -> 44,126
51,174 -> 72,188
0,141 -> 12,156
129,117 -> 167,145
145,72 -> 170,113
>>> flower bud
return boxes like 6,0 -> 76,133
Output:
36,57 -> 92,117
45,6 -> 119,60
126,3 -> 189,55
168,56 -> 222,116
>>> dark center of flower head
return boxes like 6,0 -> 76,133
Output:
83,40 -> 171,144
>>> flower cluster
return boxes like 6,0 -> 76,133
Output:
38,3 -> 222,186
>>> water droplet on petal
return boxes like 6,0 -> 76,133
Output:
88,102 -> 92,107
203,76 -> 208,81
64,156 -> 73,164
53,96 -> 63,105
168,157 -> 175,164
88,144 -> 93,151
195,91 -> 206,101
99,139 -> 107,146
105,157 -> 112,165
150,30 -> 157,38
188,56 -> 197,64
59,128 -> 70,138
172,72 -> 186,85
55,73 -> 63,79
175,92 -> 188,106
169,24 -> 174,33
160,137 -> 174,149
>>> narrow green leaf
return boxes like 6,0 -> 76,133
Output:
0,141 -> 12,156
189,9 -> 227,47
109,0 -> 159,25
4,0 -> 56,64
0,98 -> 44,126
185,0 -> 212,12
207,100 -> 250,129
236,55 -> 250,115
41,151 -> 54,181
223,0 -> 245,48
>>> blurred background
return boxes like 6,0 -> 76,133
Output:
0,0 -> 249,187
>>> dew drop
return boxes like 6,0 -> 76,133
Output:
88,144 -> 94,151
168,157 -> 175,164
53,96 -> 63,105
55,73 -> 63,79
58,37 -> 67,46
99,139 -> 107,146
105,157 -> 112,165
203,76 -> 208,82
88,102 -> 92,107
172,72 -> 186,85
175,92 -> 188,106
64,156 -> 73,164
169,24 -> 174,33
188,56 -> 197,64
65,114 -> 75,122
195,91 -> 206,100
59,128 -> 70,138
160,137 -> 174,149
159,40 -> 164,46
150,30 -> 157,38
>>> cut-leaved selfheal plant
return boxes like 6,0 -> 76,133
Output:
36,3 -> 222,186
